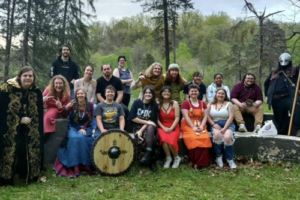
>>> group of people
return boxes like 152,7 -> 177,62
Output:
0,44 -> 299,185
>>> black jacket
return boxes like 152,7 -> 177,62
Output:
51,56 -> 79,89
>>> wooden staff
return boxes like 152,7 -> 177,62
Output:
288,71 -> 300,136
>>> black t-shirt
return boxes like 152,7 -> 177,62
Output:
128,99 -> 158,125
184,82 -> 206,100
96,76 -> 123,102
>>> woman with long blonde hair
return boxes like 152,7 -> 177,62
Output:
43,75 -> 70,135
130,62 -> 164,101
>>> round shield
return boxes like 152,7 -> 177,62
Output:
91,129 -> 136,176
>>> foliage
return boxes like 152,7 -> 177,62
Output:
0,163 -> 299,199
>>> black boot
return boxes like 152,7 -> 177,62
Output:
140,150 -> 151,164
149,161 -> 157,172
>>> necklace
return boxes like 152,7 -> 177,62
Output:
244,85 -> 253,93
215,103 -> 224,111
143,103 -> 151,120
82,79 -> 91,94
162,102 -> 171,114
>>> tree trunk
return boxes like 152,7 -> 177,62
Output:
163,0 -> 170,70
32,0 -> 39,60
258,19 -> 263,86
4,0 -> 16,80
23,0 -> 32,66
61,0 -> 69,45
172,16 -> 176,63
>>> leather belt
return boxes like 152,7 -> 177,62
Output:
273,94 -> 289,99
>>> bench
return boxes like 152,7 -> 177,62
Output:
44,114 -> 300,165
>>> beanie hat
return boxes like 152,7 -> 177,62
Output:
168,63 -> 179,71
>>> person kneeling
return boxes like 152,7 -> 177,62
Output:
207,88 -> 237,169
53,88 -> 94,178
128,86 -> 159,171
95,85 -> 125,135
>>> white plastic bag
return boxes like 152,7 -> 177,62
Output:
257,120 -> 277,136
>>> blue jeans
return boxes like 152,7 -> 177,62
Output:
211,120 -> 235,160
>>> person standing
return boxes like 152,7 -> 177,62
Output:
164,64 -> 186,106
231,73 -> 263,133
207,74 -> 230,103
0,66 -> 44,185
51,44 -> 79,99
265,53 -> 300,136
96,64 -> 130,131
184,71 -> 207,102
113,56 -> 134,107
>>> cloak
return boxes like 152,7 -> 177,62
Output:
0,77 -> 44,184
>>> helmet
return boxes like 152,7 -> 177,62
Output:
279,53 -> 291,66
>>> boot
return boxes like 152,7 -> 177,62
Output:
297,129 -> 300,137
149,161 -> 157,171
140,150 -> 151,164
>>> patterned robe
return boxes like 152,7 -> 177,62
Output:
0,77 -> 44,184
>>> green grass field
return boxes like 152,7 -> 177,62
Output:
0,161 -> 299,200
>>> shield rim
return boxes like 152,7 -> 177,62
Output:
91,129 -> 137,176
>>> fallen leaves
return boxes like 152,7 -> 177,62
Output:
98,188 -> 103,194
40,176 -> 47,183
248,194 -> 255,197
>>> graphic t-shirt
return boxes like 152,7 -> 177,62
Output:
95,101 -> 125,129
128,99 -> 158,125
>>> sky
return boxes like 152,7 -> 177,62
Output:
87,0 -> 299,23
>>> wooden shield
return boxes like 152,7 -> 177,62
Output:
91,129 -> 136,176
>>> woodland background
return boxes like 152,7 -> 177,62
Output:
0,0 -> 300,91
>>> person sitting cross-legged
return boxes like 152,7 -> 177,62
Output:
231,73 -> 263,133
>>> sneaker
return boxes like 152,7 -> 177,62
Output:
215,156 -> 223,168
172,156 -> 181,168
238,124 -> 247,132
163,157 -> 172,169
227,159 -> 237,169
254,125 -> 261,133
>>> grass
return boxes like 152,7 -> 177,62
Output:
1,162 -> 299,200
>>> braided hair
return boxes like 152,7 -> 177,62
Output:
74,88 -> 92,123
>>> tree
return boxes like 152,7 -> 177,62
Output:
134,0 -> 193,70
243,0 -> 284,86
0,0 -> 17,80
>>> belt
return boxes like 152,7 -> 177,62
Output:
273,94 -> 289,99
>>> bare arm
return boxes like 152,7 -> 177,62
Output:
116,91 -> 123,104
96,116 -> 106,133
202,94 -> 207,103
90,80 -> 96,102
182,109 -> 195,128
169,101 -> 180,130
119,116 -> 125,131
113,68 -> 120,78
132,118 -> 156,126
231,98 -> 244,107
206,103 -> 214,126
185,94 -> 189,101
96,93 -> 105,103
201,108 -> 208,129
223,102 -> 235,131
254,100 -> 263,107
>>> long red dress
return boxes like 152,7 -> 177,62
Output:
158,108 -> 180,152
43,87 -> 70,133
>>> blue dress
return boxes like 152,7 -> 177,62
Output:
56,102 -> 94,168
